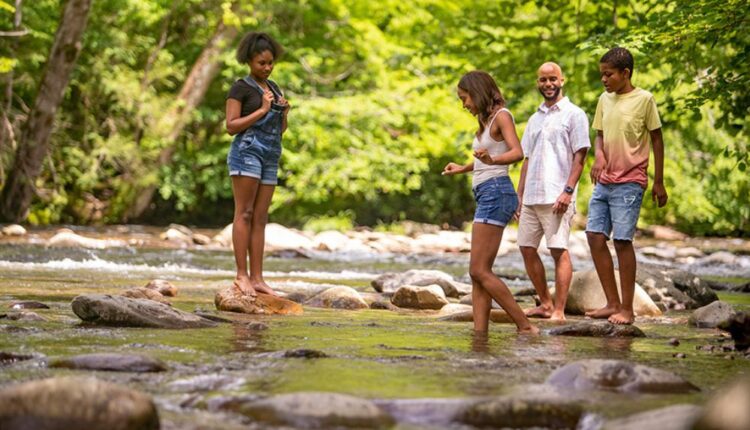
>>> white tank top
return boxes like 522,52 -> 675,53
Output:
472,108 -> 512,187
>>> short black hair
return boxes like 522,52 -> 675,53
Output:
236,32 -> 283,64
600,47 -> 634,78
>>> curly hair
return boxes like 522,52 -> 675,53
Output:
236,32 -> 283,64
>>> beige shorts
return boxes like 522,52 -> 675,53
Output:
517,204 -> 575,249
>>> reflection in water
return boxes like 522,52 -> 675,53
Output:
230,321 -> 270,353
471,330 -> 490,354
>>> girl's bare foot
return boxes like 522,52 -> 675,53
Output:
250,279 -> 277,296
585,306 -> 619,319
233,277 -> 257,297
518,325 -> 540,335
608,310 -> 634,325
525,305 -> 553,318
549,310 -> 566,322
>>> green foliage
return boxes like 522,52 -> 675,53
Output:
1,0 -> 748,235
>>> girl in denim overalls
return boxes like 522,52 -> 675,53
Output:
225,32 -> 289,297
443,71 -> 539,335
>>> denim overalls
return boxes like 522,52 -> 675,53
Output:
227,77 -> 284,185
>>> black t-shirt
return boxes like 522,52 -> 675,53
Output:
226,79 -> 282,117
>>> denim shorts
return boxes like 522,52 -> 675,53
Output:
227,131 -> 281,185
472,176 -> 518,227
586,182 -> 644,241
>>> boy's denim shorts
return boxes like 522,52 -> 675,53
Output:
472,175 -> 518,227
586,182 -> 644,241
227,131 -> 281,185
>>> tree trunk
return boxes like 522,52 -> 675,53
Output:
125,17 -> 239,220
0,0 -> 92,222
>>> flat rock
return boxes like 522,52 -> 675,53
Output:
305,286 -> 369,310
1,224 -> 26,236
50,353 -> 167,372
548,321 -> 646,338
215,287 -> 303,315
689,301 -> 736,328
371,269 -> 470,298
0,376 -> 159,430
72,294 -> 216,329
604,404 -> 703,430
459,394 -> 584,429
9,301 -> 49,310
546,359 -> 699,394
391,285 -> 448,310
567,270 -> 662,317
143,279 -> 178,297
225,392 -> 394,428
47,229 -> 126,249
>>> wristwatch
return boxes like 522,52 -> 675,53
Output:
564,185 -> 574,194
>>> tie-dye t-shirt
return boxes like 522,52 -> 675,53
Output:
592,88 -> 661,188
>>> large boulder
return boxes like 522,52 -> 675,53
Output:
49,353 -> 167,372
604,404 -> 703,430
313,231 -> 373,253
637,263 -> 718,310
693,377 -> 750,430
372,269 -> 471,298
689,301 -> 737,328
0,376 -> 159,430
223,392 -> 394,428
72,294 -> 216,329
566,270 -> 662,316
214,287 -> 303,315
546,359 -> 699,394
459,394 -> 584,429
265,223 -> 315,250
391,285 -> 449,310
305,286 -> 369,310
1,224 -> 26,236
548,321 -> 646,338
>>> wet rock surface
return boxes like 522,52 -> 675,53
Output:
689,301 -> 737,328
49,353 -> 167,372
305,286 -> 369,310
459,394 -> 584,429
548,321 -> 646,338
72,294 -> 217,328
214,287 -> 303,315
0,376 -> 159,430
546,359 -> 700,394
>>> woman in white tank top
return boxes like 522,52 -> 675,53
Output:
443,71 -> 539,335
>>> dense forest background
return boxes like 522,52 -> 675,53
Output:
0,0 -> 748,235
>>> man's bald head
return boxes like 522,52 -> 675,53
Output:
536,62 -> 565,103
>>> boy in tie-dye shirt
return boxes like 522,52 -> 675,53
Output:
585,47 -> 668,325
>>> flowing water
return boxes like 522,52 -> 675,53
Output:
1,237 -> 749,429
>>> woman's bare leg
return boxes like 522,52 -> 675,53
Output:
248,183 -> 276,295
231,176 -> 261,296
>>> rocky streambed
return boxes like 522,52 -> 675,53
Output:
0,224 -> 749,429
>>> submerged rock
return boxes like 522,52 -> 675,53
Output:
0,376 -> 159,430
604,404 -> 703,430
693,377 -> 750,430
72,294 -> 216,329
214,287 -> 303,315
9,301 -> 49,310
121,287 -> 171,305
283,349 -> 328,359
3,311 -> 45,322
305,286 -> 369,310
226,392 -> 394,428
391,285 -> 449,310
459,394 -> 584,429
548,321 -> 646,338
718,312 -> 750,351
689,301 -> 737,328
50,353 -> 167,372
546,359 -> 699,394
143,279 -> 178,297
436,305 -> 513,323
371,269 -> 471,298
0,352 -> 35,365
566,270 -> 662,317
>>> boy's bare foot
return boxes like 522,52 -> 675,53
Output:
585,306 -> 619,319
250,279 -> 277,296
608,310 -> 634,325
233,278 -> 257,297
518,325 -> 541,335
549,310 -> 566,322
525,305 -> 553,318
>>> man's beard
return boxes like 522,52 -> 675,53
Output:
539,85 -> 561,101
